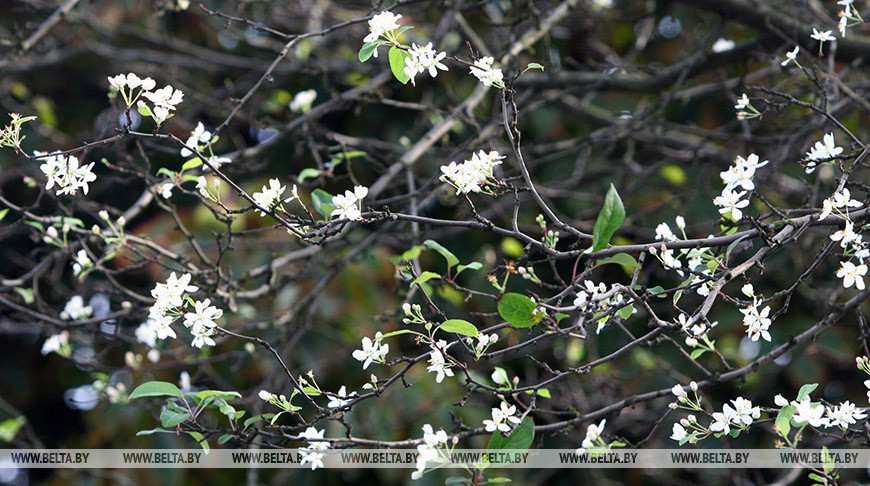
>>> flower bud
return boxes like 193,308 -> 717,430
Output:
99,210 -> 110,220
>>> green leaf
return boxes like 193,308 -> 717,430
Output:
808,473 -> 826,482
690,348 -> 707,360
358,42 -> 379,62
160,408 -> 190,427
137,104 -> 152,117
456,262 -> 483,275
218,434 -> 234,445
775,405 -> 795,437
244,415 -> 265,428
401,245 -> 426,261
588,184 -> 625,253
302,386 -> 321,397
0,208 -> 8,223
497,293 -> 538,328
136,427 -> 174,436
129,381 -> 184,400
311,188 -> 337,219
725,235 -> 750,263
411,271 -> 441,287
526,62 -> 545,71
327,151 -> 366,169
396,25 -> 414,36
156,167 -> 176,178
487,418 -> 534,451
796,383 -> 818,402
445,478 -> 467,485
594,253 -> 640,269
181,158 -> 202,171
536,388 -> 551,398
423,240 -> 459,268
187,390 -> 242,400
188,431 -> 210,453
488,479 -> 512,483
616,305 -> 634,319
388,46 -> 411,84
24,221 -> 44,232
13,287 -> 34,304
0,417 -> 26,442
298,168 -> 321,183
440,319 -> 479,337
378,329 -> 415,339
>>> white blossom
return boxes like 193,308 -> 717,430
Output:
299,427 -> 330,470
352,332 -> 389,369
289,89 -> 317,113
251,178 -> 286,217
469,57 -> 504,88
331,185 -> 368,221
712,38 -> 735,52
837,261 -> 867,290
60,295 -> 93,320
183,299 -> 223,331
482,401 -> 521,433
426,343 -> 454,383
792,397 -> 826,427
364,11 -> 402,50
781,46 -> 799,66
180,122 -> 213,157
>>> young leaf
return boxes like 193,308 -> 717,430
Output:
423,240 -> 459,268
526,63 -> 545,71
160,408 -> 190,427
388,46 -> 411,84
188,431 -> 210,453
487,418 -> 534,450
298,168 -> 321,183
440,319 -> 479,337
129,381 -> 184,399
497,293 -> 538,328
311,188 -> 336,218
0,417 -> 26,442
358,42 -> 378,62
0,208 -> 10,223
589,184 -> 625,253
796,383 -> 818,402
411,271 -> 441,287
181,158 -> 202,171
594,253 -> 639,269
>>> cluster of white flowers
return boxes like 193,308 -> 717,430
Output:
838,0 -> 864,38
41,331 -> 70,357
439,149 -> 505,195
774,393 -> 867,431
469,56 -> 504,88
147,272 -> 222,348
817,187 -> 869,290
135,320 -> 159,348
331,185 -> 368,221
412,424 -> 450,480
299,427 -> 330,470
576,419 -> 607,453
573,280 -> 634,334
251,178 -> 293,217
671,390 -> 760,443
482,401 -> 521,433
804,133 -> 843,173
107,73 -> 156,107
60,295 -> 93,320
72,249 -> 92,278
710,397 -> 761,434
404,42 -> 448,86
352,331 -> 389,369
713,153 -> 767,221
426,340 -> 454,383
734,93 -> 760,120
35,151 -> 97,196
364,11 -> 402,49
139,85 -> 184,125
469,332 -> 498,354
739,284 -> 773,342
654,219 -> 718,297
109,73 -> 184,126
183,298 -> 223,348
